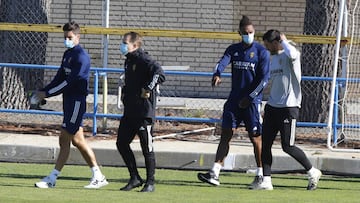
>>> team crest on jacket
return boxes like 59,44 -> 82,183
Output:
68,57 -> 72,64
132,64 -> 136,71
250,52 -> 254,58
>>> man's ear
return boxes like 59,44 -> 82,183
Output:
74,34 -> 80,43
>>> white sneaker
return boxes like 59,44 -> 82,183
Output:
34,176 -> 56,188
307,168 -> 322,190
252,180 -> 273,190
84,176 -> 109,189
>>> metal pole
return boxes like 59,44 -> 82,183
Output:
102,0 -> 110,132
327,0 -> 345,131
93,71 -> 99,135
341,3 -> 348,80
327,0 -> 359,152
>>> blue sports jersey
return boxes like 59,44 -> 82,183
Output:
42,44 -> 90,97
214,41 -> 270,104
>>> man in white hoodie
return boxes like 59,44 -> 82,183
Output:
254,30 -> 322,190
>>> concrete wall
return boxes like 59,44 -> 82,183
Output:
44,0 -> 306,98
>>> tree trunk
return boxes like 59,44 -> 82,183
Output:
300,0 -> 339,122
0,0 -> 49,109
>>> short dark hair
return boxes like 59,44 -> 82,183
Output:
123,31 -> 143,47
63,21 -> 80,35
263,29 -> 281,42
239,15 -> 252,30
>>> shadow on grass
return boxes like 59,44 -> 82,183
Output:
1,171 -> 359,192
275,174 -> 360,183
157,178 -> 250,189
0,173 -> 43,179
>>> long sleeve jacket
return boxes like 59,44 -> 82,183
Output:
214,41 -> 270,104
41,45 -> 90,98
122,49 -> 165,120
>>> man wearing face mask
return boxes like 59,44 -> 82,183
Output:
116,32 -> 165,192
34,21 -> 108,189
197,16 -> 270,188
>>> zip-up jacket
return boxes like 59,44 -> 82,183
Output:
214,41 -> 270,104
122,49 -> 165,120
42,45 -> 90,97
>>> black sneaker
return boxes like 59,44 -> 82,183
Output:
120,176 -> 144,191
248,175 -> 263,189
140,184 -> 155,192
197,171 -> 220,186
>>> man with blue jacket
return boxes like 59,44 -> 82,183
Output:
198,16 -> 270,188
34,21 -> 108,189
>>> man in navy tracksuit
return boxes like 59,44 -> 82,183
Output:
198,16 -> 270,188
117,32 -> 165,192
34,21 -> 108,189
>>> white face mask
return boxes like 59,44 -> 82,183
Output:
242,32 -> 255,44
64,39 -> 75,49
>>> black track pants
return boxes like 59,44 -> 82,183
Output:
116,117 -> 155,184
262,105 -> 312,176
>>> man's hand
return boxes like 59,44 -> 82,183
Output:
29,91 -> 46,108
280,33 -> 287,42
238,97 -> 251,109
141,88 -> 151,99
211,75 -> 221,87
35,91 -> 46,101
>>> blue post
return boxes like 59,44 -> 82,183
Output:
333,83 -> 339,145
93,71 -> 99,135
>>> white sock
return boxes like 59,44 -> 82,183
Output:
307,167 -> 316,176
91,166 -> 103,179
263,176 -> 271,183
49,169 -> 60,181
211,163 -> 222,178
256,167 -> 263,177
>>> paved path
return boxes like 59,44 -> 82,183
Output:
0,132 -> 359,175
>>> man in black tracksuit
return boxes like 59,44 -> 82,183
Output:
116,32 -> 165,192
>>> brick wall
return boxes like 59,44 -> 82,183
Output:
45,0 -> 306,98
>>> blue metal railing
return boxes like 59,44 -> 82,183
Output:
0,63 -> 228,135
1,63 -> 359,140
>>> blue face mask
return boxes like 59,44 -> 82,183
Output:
120,43 -> 128,55
64,39 -> 75,49
242,33 -> 255,44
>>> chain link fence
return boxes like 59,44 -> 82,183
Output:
1,0 -> 358,144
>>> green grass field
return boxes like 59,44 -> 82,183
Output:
0,162 -> 359,203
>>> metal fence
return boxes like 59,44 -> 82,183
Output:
0,63 -> 350,143
1,0 -> 360,149
0,0 -> 350,122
